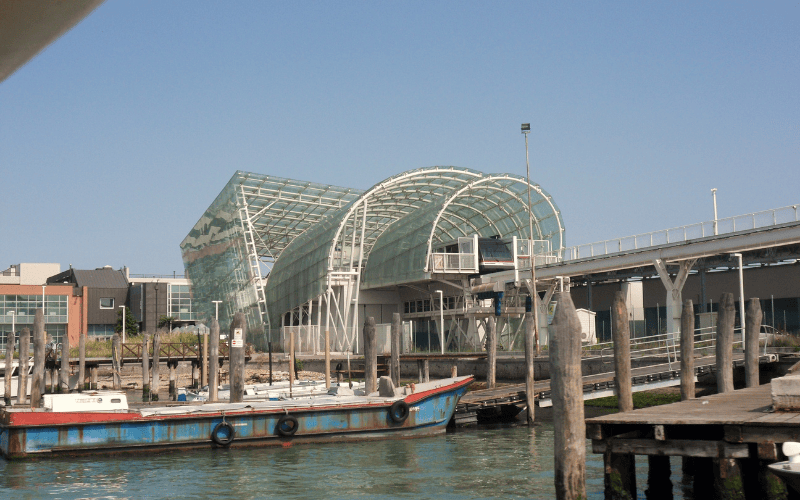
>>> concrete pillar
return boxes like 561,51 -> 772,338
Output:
550,292 -> 586,500
745,298 -> 762,388
229,312 -> 246,403
486,317 -> 496,389
209,319 -> 219,402
654,259 -> 696,339
363,317 -> 377,394
681,299 -> 695,400
717,293 -> 736,394
31,310 -> 45,406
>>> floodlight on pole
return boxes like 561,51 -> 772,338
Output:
436,290 -> 444,354
522,123 -> 541,355
119,305 -> 126,343
212,300 -> 222,321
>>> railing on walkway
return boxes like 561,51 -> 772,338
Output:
120,342 -> 230,361
562,204 -> 800,261
581,325 -> 772,370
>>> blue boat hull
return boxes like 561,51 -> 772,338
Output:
1,377 -> 472,459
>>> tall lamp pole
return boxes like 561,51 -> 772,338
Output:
522,123 -> 541,355
119,305 -> 126,343
436,290 -> 444,354
712,188 -> 719,235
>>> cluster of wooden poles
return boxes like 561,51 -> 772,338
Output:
4,309 -> 75,408
3,311 -> 251,407
548,288 -> 765,500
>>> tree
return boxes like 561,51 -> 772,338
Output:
116,308 -> 139,336
158,315 -> 175,332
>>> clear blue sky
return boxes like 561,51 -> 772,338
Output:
1,1 -> 798,274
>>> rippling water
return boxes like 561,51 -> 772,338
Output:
0,422 -> 690,499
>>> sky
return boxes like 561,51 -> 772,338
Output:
1,1 -> 798,275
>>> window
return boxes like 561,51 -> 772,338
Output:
99,298 -> 115,309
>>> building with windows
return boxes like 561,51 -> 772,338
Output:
0,263 -> 83,349
127,274 -> 197,333
47,266 -> 129,340
181,167 -> 565,352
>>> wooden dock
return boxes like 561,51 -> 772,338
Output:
586,384 -> 800,499
455,353 -> 779,425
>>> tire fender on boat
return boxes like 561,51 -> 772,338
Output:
389,400 -> 409,423
211,421 -> 235,446
276,414 -> 299,436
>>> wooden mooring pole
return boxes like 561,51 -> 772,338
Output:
364,317 -> 377,394
152,332 -> 161,400
4,330 -> 15,406
607,291 -> 636,499
59,327 -> 70,393
680,299 -> 696,477
17,328 -> 29,406
229,312 -> 246,403
141,333 -> 150,399
209,319 -> 219,402
486,316 -> 496,389
78,332 -> 86,391
390,313 -> 401,387
524,304 -> 536,424
745,297 -> 762,388
717,293 -> 735,394
550,291 -> 586,500
168,360 -> 178,401
680,299 -> 695,401
31,310 -> 45,406
289,330 -> 295,398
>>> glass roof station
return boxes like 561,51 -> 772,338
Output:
181,167 -> 565,353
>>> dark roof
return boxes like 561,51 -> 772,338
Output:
47,268 -> 128,289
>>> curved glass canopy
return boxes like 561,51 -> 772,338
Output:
264,166 -> 564,328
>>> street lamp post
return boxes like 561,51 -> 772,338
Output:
436,290 -> 444,354
731,253 -> 746,338
212,300 -> 222,321
522,123 -> 541,355
119,305 -> 126,343
712,188 -> 719,235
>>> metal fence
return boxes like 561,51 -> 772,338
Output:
562,204 -> 800,261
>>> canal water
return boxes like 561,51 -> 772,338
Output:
0,422 -> 691,499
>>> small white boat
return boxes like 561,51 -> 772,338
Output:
182,379 -> 365,402
768,442 -> 800,494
